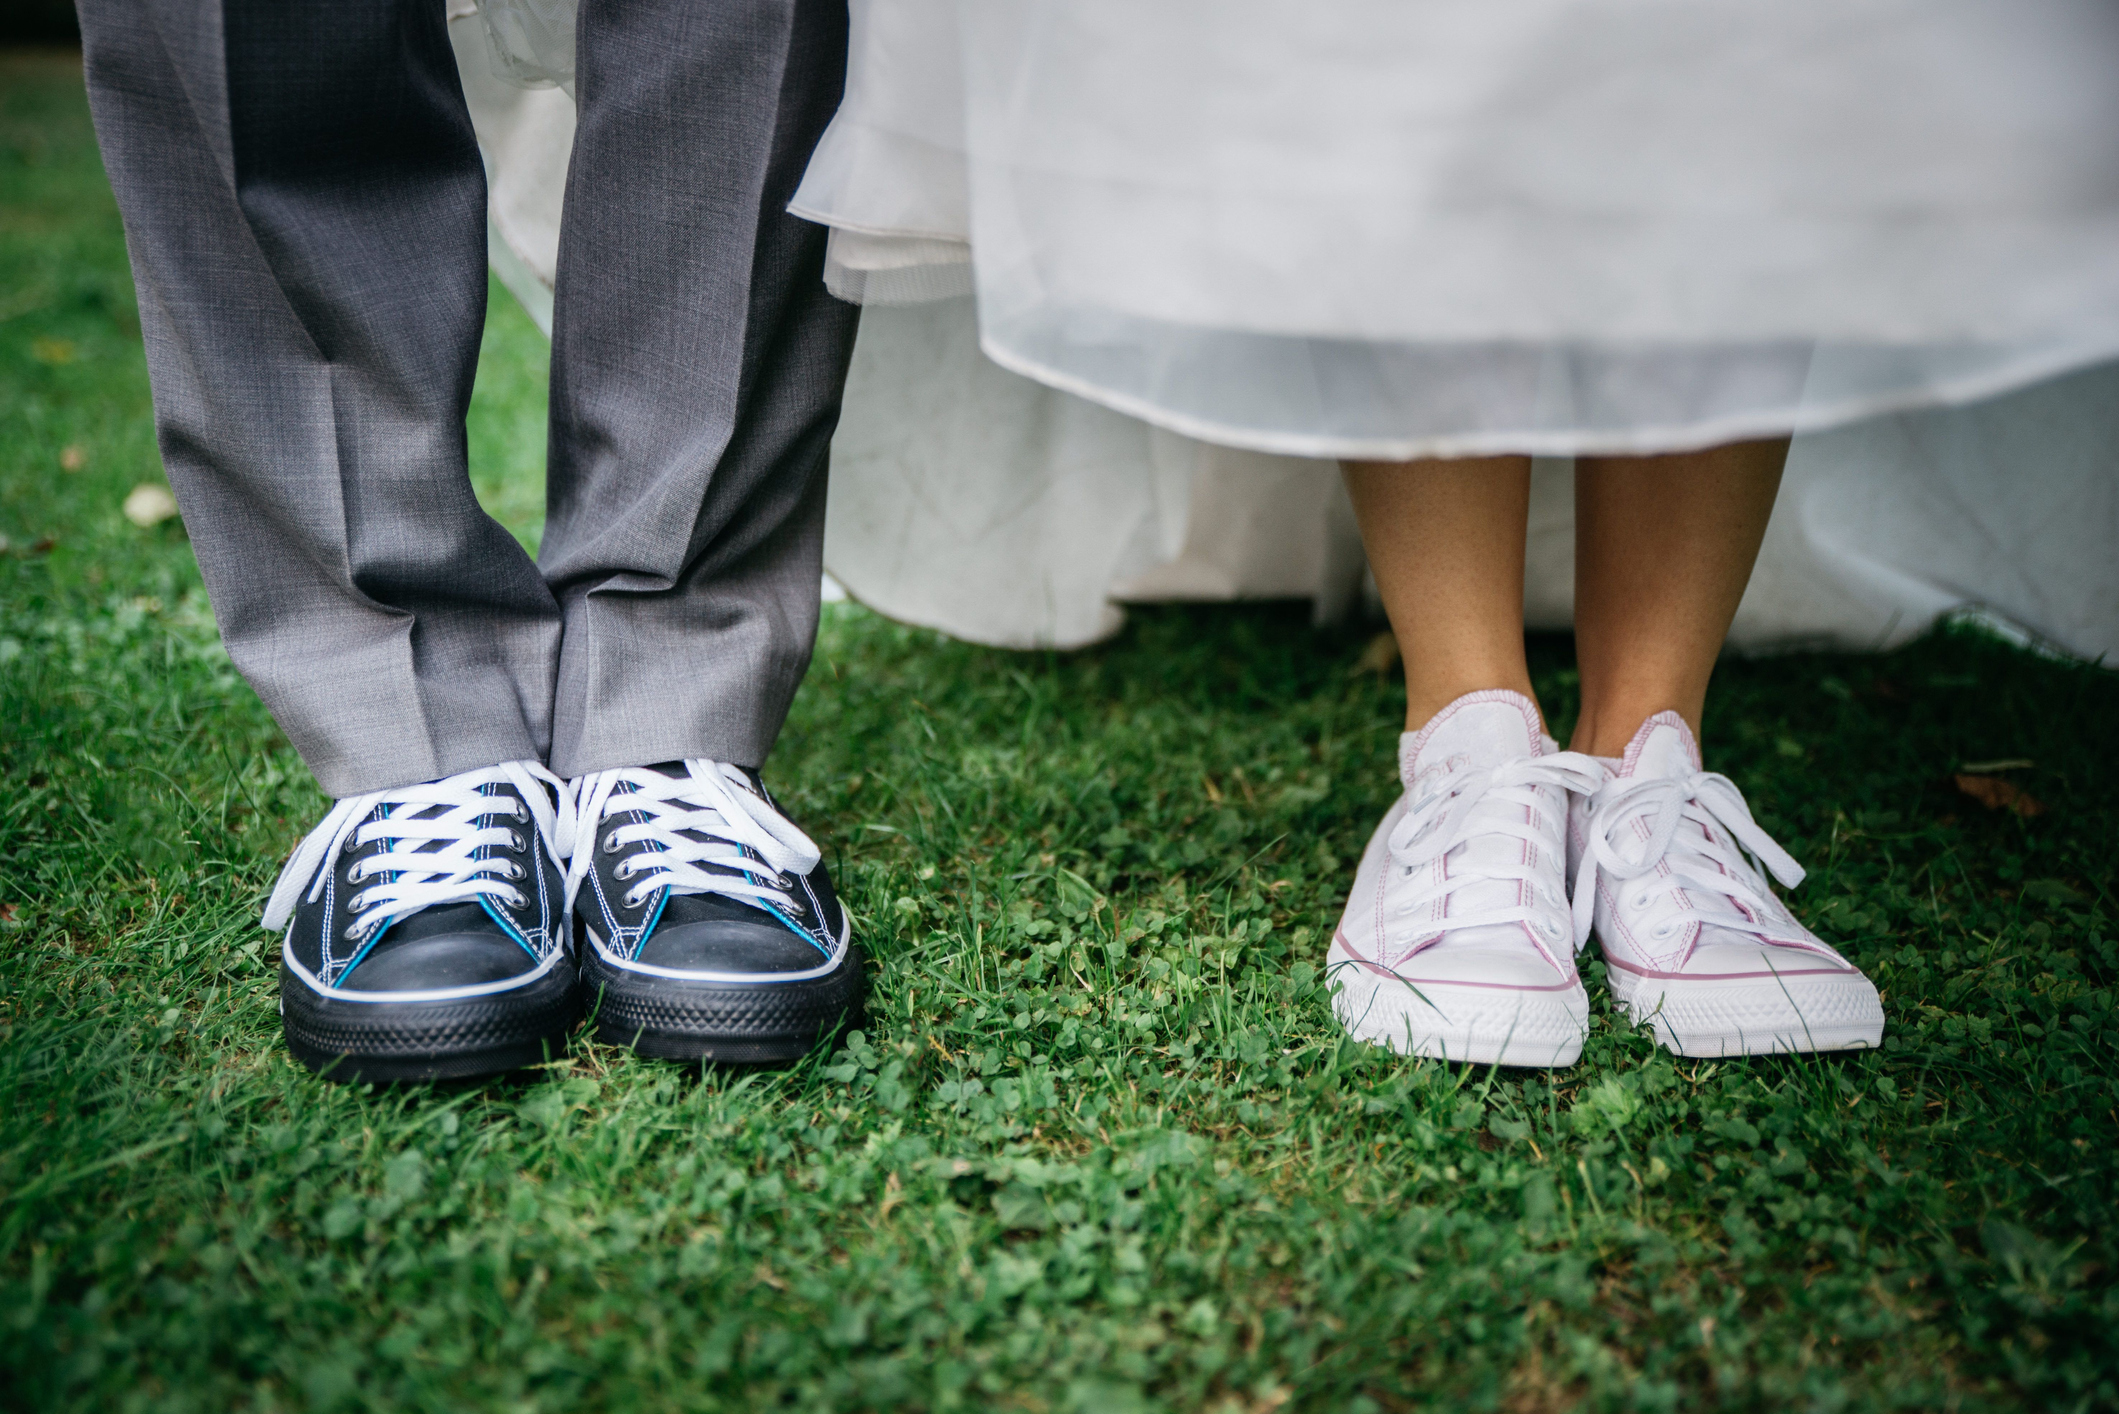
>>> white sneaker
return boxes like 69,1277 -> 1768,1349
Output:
1569,712 -> 1885,1057
1327,690 -> 1603,1067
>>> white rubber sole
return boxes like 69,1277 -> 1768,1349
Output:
1326,941 -> 1588,1068
1608,967 -> 1884,1057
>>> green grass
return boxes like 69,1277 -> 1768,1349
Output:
4,49 -> 2117,1413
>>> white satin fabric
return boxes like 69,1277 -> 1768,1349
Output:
452,4 -> 2119,660
793,0 -> 2119,458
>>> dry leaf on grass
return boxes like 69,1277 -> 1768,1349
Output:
60,444 -> 86,472
1352,631 -> 1401,676
122,483 -> 179,528
1954,773 -> 2043,817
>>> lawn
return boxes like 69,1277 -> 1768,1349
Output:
3,48 -> 2117,1413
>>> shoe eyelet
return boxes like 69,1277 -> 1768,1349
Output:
506,860 -> 525,880
622,889 -> 646,909
602,832 -> 620,855
507,830 -> 524,851
783,898 -> 807,918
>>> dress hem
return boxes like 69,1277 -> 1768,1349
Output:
976,330 -> 2119,460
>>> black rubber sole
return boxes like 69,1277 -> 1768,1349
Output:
280,959 -> 580,1084
582,944 -> 866,1062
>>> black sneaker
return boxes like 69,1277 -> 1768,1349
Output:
266,762 -> 578,1083
566,760 -> 863,1062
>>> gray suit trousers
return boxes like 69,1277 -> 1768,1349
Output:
79,0 -> 858,796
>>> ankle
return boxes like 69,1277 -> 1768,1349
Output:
1570,701 -> 1701,758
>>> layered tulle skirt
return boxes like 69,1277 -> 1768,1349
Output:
455,0 -> 2119,656
793,0 -> 2119,456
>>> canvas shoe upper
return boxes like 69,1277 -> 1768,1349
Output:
567,760 -> 862,1061
267,760 -> 581,1082
1327,690 -> 1603,1067
1568,712 -> 1885,1056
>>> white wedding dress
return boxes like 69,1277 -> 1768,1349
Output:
449,1 -> 2119,661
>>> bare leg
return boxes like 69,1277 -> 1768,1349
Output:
1570,438 -> 1788,757
1343,456 -> 1535,732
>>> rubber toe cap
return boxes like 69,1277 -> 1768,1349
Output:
633,919 -> 834,977
1391,945 -> 1575,990
1681,939 -> 1862,982
343,931 -> 538,991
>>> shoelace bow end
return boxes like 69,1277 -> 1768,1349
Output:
1570,769 -> 1805,950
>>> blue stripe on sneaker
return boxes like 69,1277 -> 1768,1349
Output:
763,901 -> 832,958
479,895 -> 543,963
629,888 -> 672,962
331,918 -> 395,988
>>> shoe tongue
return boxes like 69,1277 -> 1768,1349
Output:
1617,711 -> 1702,781
1613,715 -> 1787,942
660,889 -> 770,928
1399,691 -> 1544,788
1395,692 -> 1552,960
390,901 -> 492,942
632,761 -> 780,906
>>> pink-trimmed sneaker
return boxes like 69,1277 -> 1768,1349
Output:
1569,712 -> 1885,1057
1326,691 -> 1603,1067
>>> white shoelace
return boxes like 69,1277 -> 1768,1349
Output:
262,761 -> 575,944
1389,753 -> 1606,949
564,761 -> 821,921
1571,769 -> 1805,951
